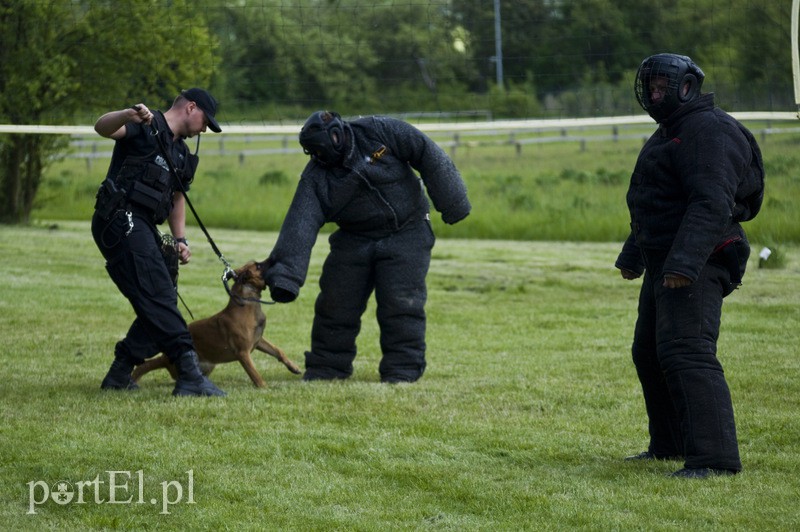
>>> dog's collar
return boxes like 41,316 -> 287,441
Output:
223,275 -> 274,306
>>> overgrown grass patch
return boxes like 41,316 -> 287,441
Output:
34,128 -> 800,243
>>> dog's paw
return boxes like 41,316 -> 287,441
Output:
286,361 -> 302,375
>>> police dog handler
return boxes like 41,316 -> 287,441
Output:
92,88 -> 226,397
262,111 -> 471,383
616,54 -> 764,478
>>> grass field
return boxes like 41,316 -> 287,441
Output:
1,221 -> 799,530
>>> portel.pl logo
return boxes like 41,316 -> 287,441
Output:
27,470 -> 195,515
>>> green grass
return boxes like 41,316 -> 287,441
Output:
34,123 -> 800,243
1,222 -> 799,530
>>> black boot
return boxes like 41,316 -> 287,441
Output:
172,351 -> 226,397
100,356 -> 139,391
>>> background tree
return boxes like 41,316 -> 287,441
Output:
713,0 -> 792,111
450,0 -> 550,92
1,0 -> 793,224
350,0 -> 478,113
212,0 -> 476,116
1,1 -> 77,223
0,0 -> 217,224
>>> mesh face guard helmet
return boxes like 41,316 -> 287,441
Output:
635,53 -> 705,122
298,111 -> 346,166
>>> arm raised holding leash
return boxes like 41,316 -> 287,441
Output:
90,88 -> 227,397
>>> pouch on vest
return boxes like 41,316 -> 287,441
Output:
94,178 -> 128,221
128,180 -> 164,213
115,156 -> 175,224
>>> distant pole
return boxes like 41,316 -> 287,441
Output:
793,0 -> 800,117
494,0 -> 504,90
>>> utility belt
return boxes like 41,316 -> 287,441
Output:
94,156 -> 175,225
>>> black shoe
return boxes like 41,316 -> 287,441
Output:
670,467 -> 737,479
172,351 -> 226,397
624,451 -> 680,461
100,357 -> 140,391
172,377 -> 226,397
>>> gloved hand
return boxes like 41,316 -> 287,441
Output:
270,286 -> 297,303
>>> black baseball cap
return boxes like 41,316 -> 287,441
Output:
181,88 -> 221,132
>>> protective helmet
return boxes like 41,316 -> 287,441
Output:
298,111 -> 347,165
635,53 -> 705,122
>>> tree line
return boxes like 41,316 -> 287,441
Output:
209,0 -> 791,117
0,0 -> 792,223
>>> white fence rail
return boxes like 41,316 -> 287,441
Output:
1,112 -> 798,163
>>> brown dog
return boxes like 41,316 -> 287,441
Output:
132,261 -> 301,387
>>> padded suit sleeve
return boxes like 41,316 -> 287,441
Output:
264,177 -> 326,300
373,117 -> 471,224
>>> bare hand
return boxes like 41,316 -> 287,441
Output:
131,104 -> 153,125
178,242 -> 191,264
663,273 -> 691,288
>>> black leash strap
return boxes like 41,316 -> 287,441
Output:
138,107 -> 274,305
178,291 -> 195,320
140,109 -> 235,284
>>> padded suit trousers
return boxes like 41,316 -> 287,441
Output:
631,250 -> 742,471
91,210 -> 193,364
304,220 -> 435,382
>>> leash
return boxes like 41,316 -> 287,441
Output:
138,106 -> 275,306
159,231 -> 196,319
138,107 -> 235,285
178,291 -> 196,319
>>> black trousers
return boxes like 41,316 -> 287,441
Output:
631,250 -> 741,471
91,210 -> 193,363
304,220 -> 435,381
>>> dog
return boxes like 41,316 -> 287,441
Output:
131,261 -> 301,387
